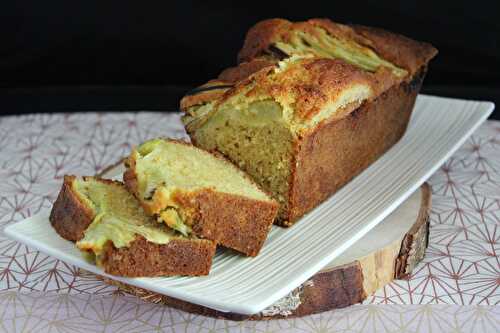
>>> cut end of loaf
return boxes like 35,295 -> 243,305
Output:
185,100 -> 295,221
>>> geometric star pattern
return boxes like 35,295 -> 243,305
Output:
0,291 -> 498,332
0,113 -> 498,332
367,120 -> 500,309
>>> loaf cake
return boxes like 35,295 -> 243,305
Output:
181,18 -> 437,225
123,138 -> 279,256
50,176 -> 216,277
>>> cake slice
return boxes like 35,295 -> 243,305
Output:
123,138 -> 279,256
50,176 -> 216,277
181,18 -> 437,225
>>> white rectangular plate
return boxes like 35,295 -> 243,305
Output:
4,95 -> 494,315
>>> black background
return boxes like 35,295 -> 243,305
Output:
1,1 -> 499,118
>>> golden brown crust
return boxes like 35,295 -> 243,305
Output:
181,56 -> 388,124
238,18 -> 437,77
237,18 -> 293,63
252,57 -> 387,122
173,189 -> 278,256
101,236 -> 216,277
124,139 -> 279,256
232,19 -> 435,123
350,24 -> 438,76
286,67 -> 425,223
180,59 -> 275,111
182,17 -> 436,125
49,175 -> 95,241
182,18 -> 438,123
180,80 -> 232,111
218,58 -> 275,83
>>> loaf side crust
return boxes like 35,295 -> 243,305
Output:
101,236 -> 216,277
49,175 -> 95,241
285,67 -> 426,224
173,189 -> 278,256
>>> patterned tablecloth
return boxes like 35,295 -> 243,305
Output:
0,112 -> 498,333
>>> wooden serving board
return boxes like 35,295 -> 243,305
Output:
98,163 -> 430,320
